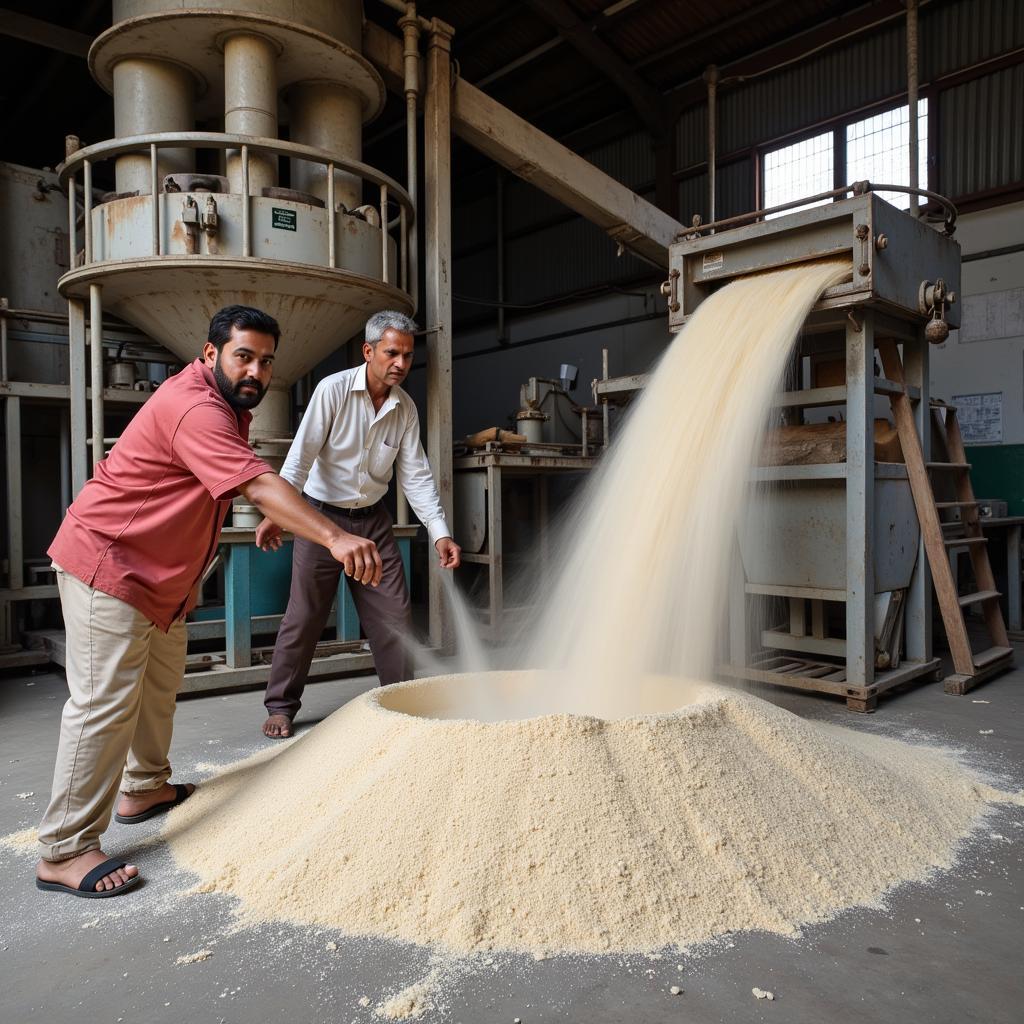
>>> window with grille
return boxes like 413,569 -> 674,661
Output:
846,99 -> 929,209
762,131 -> 834,218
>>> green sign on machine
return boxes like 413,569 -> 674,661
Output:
272,207 -> 297,231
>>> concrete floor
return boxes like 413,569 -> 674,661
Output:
2,658 -> 1022,1024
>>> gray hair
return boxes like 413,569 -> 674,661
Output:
365,310 -> 419,345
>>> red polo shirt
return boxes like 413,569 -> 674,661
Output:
49,359 -> 272,630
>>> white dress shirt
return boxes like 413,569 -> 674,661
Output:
279,364 -> 451,545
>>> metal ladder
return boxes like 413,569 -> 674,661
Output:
878,341 -> 1013,694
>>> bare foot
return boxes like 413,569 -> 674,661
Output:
263,713 -> 293,739
37,849 -> 139,893
116,782 -> 195,820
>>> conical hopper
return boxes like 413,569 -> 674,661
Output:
60,257 -> 414,439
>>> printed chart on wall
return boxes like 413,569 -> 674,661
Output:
953,392 -> 1003,444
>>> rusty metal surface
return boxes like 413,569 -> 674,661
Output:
90,8 -> 385,122
58,258 -> 412,388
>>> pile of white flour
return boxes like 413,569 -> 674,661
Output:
163,261 -> 1020,956
165,672 -> 1018,954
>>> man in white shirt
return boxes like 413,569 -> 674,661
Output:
257,311 -> 461,738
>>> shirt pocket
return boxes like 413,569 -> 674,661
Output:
369,439 -> 400,479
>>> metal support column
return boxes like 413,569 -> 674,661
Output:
906,0 -> 920,218
845,309 -> 875,685
486,462 -> 503,635
424,18 -> 455,649
223,544 -> 252,668
68,297 -> 89,495
903,330 -> 932,661
5,396 -> 22,591
89,284 -> 104,469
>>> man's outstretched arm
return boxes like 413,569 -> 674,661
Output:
239,473 -> 382,586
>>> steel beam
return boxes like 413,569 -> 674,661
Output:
67,298 -> 88,496
0,9 -> 90,57
423,19 -> 455,650
363,21 -> 683,268
845,309 -> 875,685
522,0 -> 666,140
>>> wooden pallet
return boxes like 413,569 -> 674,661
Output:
720,654 -> 942,713
878,341 -> 1013,694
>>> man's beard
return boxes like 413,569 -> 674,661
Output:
213,358 -> 265,410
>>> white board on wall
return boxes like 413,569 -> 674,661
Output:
958,288 -> 1024,344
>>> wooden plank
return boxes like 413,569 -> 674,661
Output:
958,589 -> 1001,606
878,341 -> 975,676
972,645 -> 1013,670
943,536 -> 988,548
926,461 -> 970,470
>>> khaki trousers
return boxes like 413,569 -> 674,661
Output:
38,566 -> 186,862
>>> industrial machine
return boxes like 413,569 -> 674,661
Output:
685,186 -> 1011,709
599,183 -> 1012,711
0,0 -> 686,678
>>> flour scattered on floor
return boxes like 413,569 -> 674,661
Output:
175,949 -> 213,965
0,827 -> 37,852
375,974 -> 437,1019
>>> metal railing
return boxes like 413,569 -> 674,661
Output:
675,181 -> 958,241
58,131 -> 416,295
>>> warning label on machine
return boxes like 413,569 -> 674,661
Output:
702,251 -> 724,273
272,208 -> 297,231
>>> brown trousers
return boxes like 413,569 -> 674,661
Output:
263,497 -> 411,718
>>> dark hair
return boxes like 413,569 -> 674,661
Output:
207,305 -> 281,350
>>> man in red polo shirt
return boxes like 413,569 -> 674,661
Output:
35,304 -> 382,899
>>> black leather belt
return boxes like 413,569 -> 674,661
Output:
307,496 -> 381,519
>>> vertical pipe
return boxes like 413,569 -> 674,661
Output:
601,347 -> 610,449
68,298 -> 88,495
496,168 -> 506,344
400,206 -> 408,292
89,284 -> 104,471
327,163 -> 336,268
224,32 -> 278,195
380,184 -> 390,284
112,58 -> 195,193
67,172 -> 77,267
401,5 -> 422,310
83,160 -> 93,264
704,65 -> 719,227
5,396 -> 22,590
241,146 -> 251,256
906,0 -> 920,218
288,82 -> 362,208
0,298 -> 8,382
59,407 -> 71,513
424,18 -> 455,649
150,144 -> 159,254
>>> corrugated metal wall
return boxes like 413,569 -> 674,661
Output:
452,0 -> 1024,313
940,62 -> 1024,197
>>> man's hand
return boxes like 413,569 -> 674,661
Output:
330,531 -> 383,587
255,517 -> 283,552
436,536 -> 461,570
